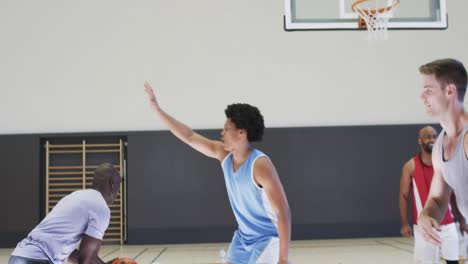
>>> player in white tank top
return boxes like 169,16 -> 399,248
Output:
417,59 -> 468,255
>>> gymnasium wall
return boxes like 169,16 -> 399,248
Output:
1,0 -> 468,135
0,136 -> 40,247
0,124 -> 424,246
0,0 -> 464,247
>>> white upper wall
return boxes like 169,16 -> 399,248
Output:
0,0 -> 467,134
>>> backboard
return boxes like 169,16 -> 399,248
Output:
284,0 -> 447,31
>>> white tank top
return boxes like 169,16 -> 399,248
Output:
437,126 -> 468,217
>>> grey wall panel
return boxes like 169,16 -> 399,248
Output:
0,135 -> 40,247
0,124 -> 427,246
259,125 -> 421,239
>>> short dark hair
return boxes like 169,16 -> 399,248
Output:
93,163 -> 119,191
225,103 -> 265,142
419,58 -> 468,101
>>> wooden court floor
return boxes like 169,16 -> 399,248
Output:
0,237 -> 453,264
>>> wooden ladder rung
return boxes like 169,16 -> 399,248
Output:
86,144 -> 120,147
49,177 -> 90,181
86,150 -> 120,153
49,194 -> 68,198
49,150 -> 83,154
49,183 -> 88,187
49,188 -> 80,192
104,232 -> 121,236
49,165 -> 120,170
49,166 -> 82,170
49,172 -> 84,176
49,144 -> 83,148
86,165 -> 120,169
103,238 -> 121,242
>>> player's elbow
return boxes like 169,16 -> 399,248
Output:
278,203 -> 291,223
399,192 -> 409,202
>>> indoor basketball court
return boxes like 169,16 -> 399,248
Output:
1,0 -> 467,263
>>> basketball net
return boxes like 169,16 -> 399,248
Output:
352,0 -> 400,40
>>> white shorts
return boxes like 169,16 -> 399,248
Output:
256,237 -> 279,264
456,222 -> 468,258
414,223 -> 459,263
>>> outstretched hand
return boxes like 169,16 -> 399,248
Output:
144,81 -> 161,112
417,214 -> 442,246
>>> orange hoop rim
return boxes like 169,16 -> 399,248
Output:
351,0 -> 400,15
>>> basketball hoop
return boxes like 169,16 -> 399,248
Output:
351,0 -> 400,40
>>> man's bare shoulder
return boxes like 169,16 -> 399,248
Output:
402,158 -> 415,177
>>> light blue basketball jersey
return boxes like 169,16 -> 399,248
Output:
221,148 -> 278,260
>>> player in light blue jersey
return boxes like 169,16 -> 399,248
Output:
144,82 -> 291,264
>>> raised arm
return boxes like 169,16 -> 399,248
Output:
144,82 -> 228,162
399,159 -> 414,238
418,141 -> 453,245
253,157 -> 291,264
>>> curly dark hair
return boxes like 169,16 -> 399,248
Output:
225,103 -> 265,142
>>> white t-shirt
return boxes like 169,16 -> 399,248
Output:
12,189 -> 110,264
